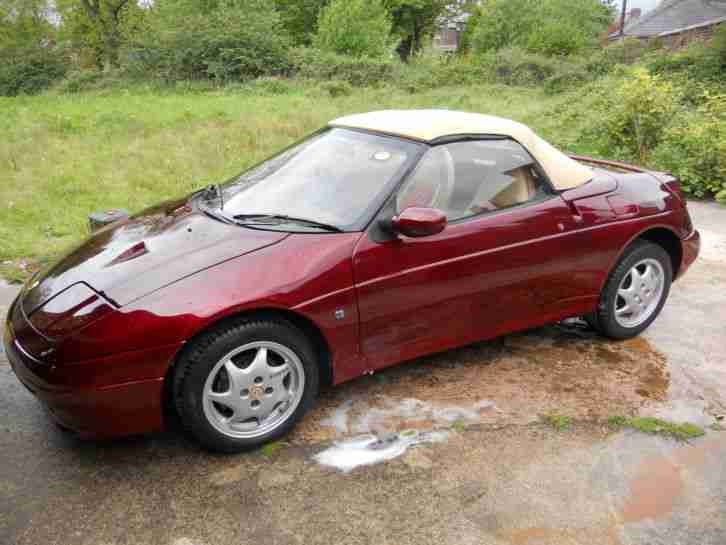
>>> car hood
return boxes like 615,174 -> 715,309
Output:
22,197 -> 288,313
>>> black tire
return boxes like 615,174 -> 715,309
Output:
590,240 -> 672,340
173,317 -> 319,453
583,312 -> 601,332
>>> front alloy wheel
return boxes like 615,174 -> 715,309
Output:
203,341 -> 305,440
174,317 -> 319,452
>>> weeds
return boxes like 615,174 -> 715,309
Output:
451,420 -> 466,433
541,413 -> 573,431
608,415 -> 706,441
260,441 -> 287,457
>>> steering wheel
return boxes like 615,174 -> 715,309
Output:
397,146 -> 455,213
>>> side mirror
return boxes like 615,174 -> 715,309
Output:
390,207 -> 447,238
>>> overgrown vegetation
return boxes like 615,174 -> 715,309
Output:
607,416 -> 706,441
127,0 -> 291,83
314,0 -> 392,57
466,0 -> 611,57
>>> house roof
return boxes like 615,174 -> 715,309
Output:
622,0 -> 726,37
330,110 -> 593,190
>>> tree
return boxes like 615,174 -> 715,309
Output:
314,0 -> 392,58
0,0 -> 54,47
0,0 -> 68,95
469,0 -> 612,57
384,0 -> 447,60
55,0 -> 145,70
275,0 -> 329,46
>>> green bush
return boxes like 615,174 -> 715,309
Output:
483,47 -> 560,86
593,67 -> 680,162
542,46 -> 632,94
396,52 -> 490,92
55,70 -> 106,94
313,0 -> 392,58
0,45 -> 68,96
290,47 -> 398,86
652,92 -> 726,201
128,0 -> 290,83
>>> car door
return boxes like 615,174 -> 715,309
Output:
352,138 -> 591,371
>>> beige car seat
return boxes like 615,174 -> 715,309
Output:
470,166 -> 537,211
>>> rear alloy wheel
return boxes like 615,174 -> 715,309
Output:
174,318 -> 319,453
591,240 -> 672,340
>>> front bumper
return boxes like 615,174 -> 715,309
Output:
4,303 -> 178,439
678,229 -> 700,280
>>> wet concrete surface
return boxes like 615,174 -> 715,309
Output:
1,201 -> 725,545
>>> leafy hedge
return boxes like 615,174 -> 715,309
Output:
289,47 -> 397,86
0,45 -> 68,96
127,0 -> 290,83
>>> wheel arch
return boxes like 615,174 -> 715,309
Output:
599,225 -> 682,293
162,307 -> 333,421
633,226 -> 682,279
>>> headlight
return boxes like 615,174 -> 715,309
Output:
27,283 -> 116,339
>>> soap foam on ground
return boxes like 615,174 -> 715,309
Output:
314,430 -> 449,473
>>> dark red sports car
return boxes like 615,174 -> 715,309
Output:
4,110 -> 699,452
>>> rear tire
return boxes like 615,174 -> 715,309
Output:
173,317 -> 319,453
590,240 -> 672,340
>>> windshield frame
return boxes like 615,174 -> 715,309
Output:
205,128 -> 426,233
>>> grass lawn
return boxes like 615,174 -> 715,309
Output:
0,83 -> 597,282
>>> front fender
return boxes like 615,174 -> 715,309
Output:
59,233 -> 363,379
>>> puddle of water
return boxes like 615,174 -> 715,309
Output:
320,397 -> 498,437
314,429 -> 448,473
293,326 -> 670,443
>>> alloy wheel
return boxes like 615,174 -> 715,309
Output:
613,258 -> 665,329
202,341 -> 305,439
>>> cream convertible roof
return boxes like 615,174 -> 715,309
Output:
330,110 -> 593,190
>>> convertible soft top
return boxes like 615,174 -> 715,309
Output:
330,109 -> 593,190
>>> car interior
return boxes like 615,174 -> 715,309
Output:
397,139 -> 546,221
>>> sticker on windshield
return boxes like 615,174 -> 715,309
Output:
373,151 -> 392,162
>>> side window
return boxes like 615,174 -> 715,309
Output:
396,139 -> 549,221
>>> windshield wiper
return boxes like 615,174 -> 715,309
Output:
201,206 -> 235,225
232,214 -> 342,232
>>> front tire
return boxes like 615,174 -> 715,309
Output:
173,317 -> 319,453
591,240 -> 672,340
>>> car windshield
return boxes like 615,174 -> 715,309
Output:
219,128 -> 422,231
